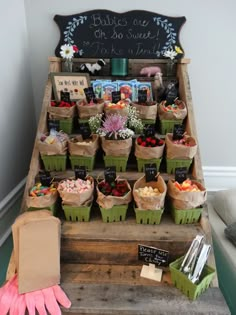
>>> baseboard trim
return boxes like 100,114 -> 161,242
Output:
203,166 -> 236,191
0,178 -> 26,247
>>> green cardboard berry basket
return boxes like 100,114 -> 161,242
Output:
159,119 -> 183,134
141,118 -> 156,125
171,205 -> 203,224
169,256 -> 216,300
41,155 -> 67,171
136,158 -> 162,173
134,208 -> 164,224
59,118 -> 73,134
103,156 -> 128,172
166,158 -> 192,174
70,155 -> 95,172
62,204 -> 92,222
100,204 -> 128,223
27,203 -> 57,216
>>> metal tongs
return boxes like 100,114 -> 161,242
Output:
179,235 -> 211,284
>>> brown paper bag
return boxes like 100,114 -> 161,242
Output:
48,104 -> 75,119
57,176 -> 94,206
68,134 -> 99,156
11,211 -> 61,293
104,105 -> 129,117
96,179 -> 132,209
26,189 -> 58,209
38,132 -> 68,156
131,102 -> 157,120
166,133 -> 197,159
77,99 -> 104,119
167,179 -> 207,210
135,139 -> 165,159
101,137 -> 132,157
158,100 -> 187,120
133,175 -> 167,210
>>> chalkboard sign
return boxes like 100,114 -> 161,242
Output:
165,80 -> 179,105
112,91 -> 121,103
54,10 -> 186,59
175,167 -> 187,183
172,124 -> 185,140
48,119 -> 60,131
138,89 -> 147,103
60,91 -> 70,102
138,244 -> 169,266
39,171 -> 51,187
79,122 -> 91,139
144,125 -> 155,137
84,87 -> 96,103
145,163 -> 157,182
74,165 -> 87,180
104,166 -> 116,183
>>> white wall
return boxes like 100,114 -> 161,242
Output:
24,0 -> 236,188
0,0 -> 36,200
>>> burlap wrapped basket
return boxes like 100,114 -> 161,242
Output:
166,133 -> 197,160
101,137 -> 132,157
68,134 -> 99,156
131,101 -> 157,120
158,99 -> 187,120
133,175 -> 167,210
77,99 -> 104,119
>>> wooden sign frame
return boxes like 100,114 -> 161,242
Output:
50,72 -> 90,101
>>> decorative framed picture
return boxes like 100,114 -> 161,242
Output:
50,72 -> 90,101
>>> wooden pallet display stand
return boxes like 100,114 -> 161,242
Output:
18,57 -> 230,315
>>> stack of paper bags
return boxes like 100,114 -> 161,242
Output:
8,210 -> 61,294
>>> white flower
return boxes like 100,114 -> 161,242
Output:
60,44 -> 74,60
163,49 -> 177,60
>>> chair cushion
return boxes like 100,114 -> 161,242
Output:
225,222 -> 236,247
212,189 -> 236,226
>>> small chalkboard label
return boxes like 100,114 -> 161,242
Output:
145,163 -> 157,182
144,125 -> 155,137
79,122 -> 91,139
165,80 -> 179,105
60,91 -> 71,102
104,166 -> 116,183
74,165 -> 87,180
39,171 -> 51,187
112,91 -> 121,103
138,89 -> 147,103
175,167 -> 187,183
48,119 -> 60,131
172,124 -> 185,140
138,244 -> 169,266
84,87 -> 96,103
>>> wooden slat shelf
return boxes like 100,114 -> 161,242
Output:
19,57 -> 230,314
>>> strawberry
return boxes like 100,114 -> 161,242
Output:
151,139 -> 156,145
141,141 -> 146,146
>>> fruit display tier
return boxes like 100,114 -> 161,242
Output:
19,57 -> 230,314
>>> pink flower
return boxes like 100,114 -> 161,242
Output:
101,114 -> 127,133
73,45 -> 79,53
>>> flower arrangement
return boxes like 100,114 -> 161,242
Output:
127,105 -> 144,134
88,113 -> 103,134
60,44 -> 82,59
163,46 -> 183,76
98,114 -> 134,140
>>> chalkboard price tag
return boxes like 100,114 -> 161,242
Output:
84,87 -> 96,103
39,171 -> 51,187
175,167 -> 188,183
74,165 -> 87,180
172,124 -> 185,140
111,91 -> 121,103
138,244 -> 169,266
60,91 -> 71,102
144,125 -> 155,137
104,166 -> 116,183
144,163 -> 157,182
79,122 -> 91,140
165,80 -> 179,105
48,119 -> 60,131
138,89 -> 147,103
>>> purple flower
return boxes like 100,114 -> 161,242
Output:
100,114 -> 127,133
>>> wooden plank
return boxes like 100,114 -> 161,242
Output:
61,263 -> 171,286
60,283 -> 230,315
61,214 -> 204,266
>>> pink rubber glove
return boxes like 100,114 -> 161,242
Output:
0,275 -> 18,315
